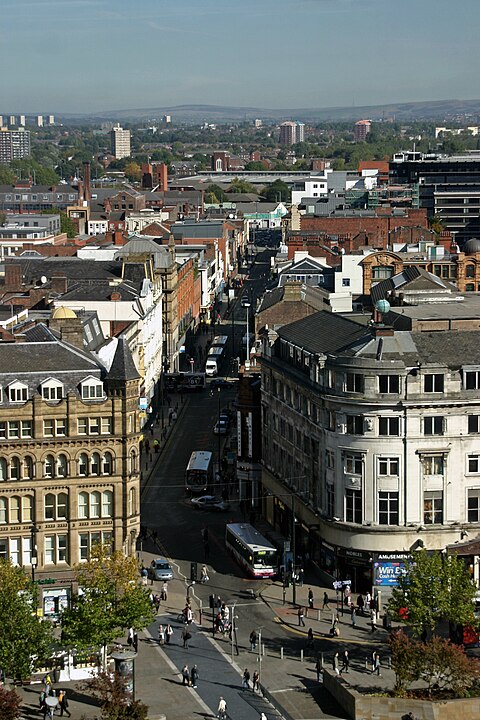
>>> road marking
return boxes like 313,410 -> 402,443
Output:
143,628 -> 213,716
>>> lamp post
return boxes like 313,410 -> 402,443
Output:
244,301 -> 251,370
30,524 -> 39,583
217,387 -> 222,476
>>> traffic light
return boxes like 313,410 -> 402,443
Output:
190,561 -> 197,582
209,594 -> 215,609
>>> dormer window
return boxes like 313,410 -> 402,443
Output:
7,382 -> 28,403
80,377 -> 104,400
41,379 -> 64,402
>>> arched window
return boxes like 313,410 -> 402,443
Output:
78,453 -> 88,477
0,497 -> 7,523
90,491 -> 100,519
57,454 -> 68,478
10,457 -> 20,481
10,496 -> 20,522
128,487 -> 136,516
23,456 -> 34,480
78,492 -> 88,519
102,452 -> 113,475
466,264 -> 475,278
22,495 -> 33,522
0,458 -> 7,482
129,449 -> 137,474
91,452 -> 100,476
44,454 -> 55,479
57,492 -> 68,519
45,493 -> 55,520
102,490 -> 113,517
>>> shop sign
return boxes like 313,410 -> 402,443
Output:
374,560 -> 407,586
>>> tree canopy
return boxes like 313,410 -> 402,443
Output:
0,560 -> 54,681
204,183 -> 228,204
61,544 -> 155,664
387,548 -> 478,637
228,177 -> 256,194
262,179 -> 290,203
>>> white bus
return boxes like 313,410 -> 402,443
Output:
185,450 -> 213,495
211,335 -> 228,349
225,523 -> 278,579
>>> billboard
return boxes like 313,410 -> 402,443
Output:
373,560 -> 407,586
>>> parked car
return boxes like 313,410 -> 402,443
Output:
191,495 -> 231,512
210,378 -> 231,389
214,419 -> 228,434
148,558 -> 174,581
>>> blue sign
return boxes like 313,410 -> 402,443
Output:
374,561 -> 406,586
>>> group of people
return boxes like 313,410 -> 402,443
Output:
39,677 -> 70,719
181,663 -> 199,687
158,623 -> 174,645
241,667 -> 259,691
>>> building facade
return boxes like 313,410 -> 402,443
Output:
260,310 -> 480,593
0,128 -> 31,164
0,326 -> 141,616
110,124 -> 131,160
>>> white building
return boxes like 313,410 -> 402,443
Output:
111,124 -> 131,160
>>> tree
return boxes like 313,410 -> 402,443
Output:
204,184 -> 228,204
262,179 -> 290,203
0,560 -> 54,681
61,544 -> 155,668
124,162 -> 142,182
388,548 -> 478,637
0,166 -> 15,185
228,178 -> 256,194
85,671 -> 149,720
429,214 -> 444,237
41,210 -> 77,238
0,685 -> 22,720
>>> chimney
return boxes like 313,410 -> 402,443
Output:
110,291 -> 122,302
157,163 -> 168,192
283,281 -> 302,301
104,197 -> 111,216
83,161 -> 91,202
113,230 -> 126,246
49,316 -> 84,350
4,263 -> 22,289
50,274 -> 68,294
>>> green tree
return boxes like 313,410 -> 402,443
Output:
0,166 -> 15,185
10,159 -> 59,186
429,214 -> 444,237
61,545 -> 155,668
262,179 -> 290,203
388,548 -> 478,637
0,560 -> 54,681
85,671 -> 149,720
41,210 -> 77,238
0,685 -> 22,720
228,177 -> 256,194
124,162 -> 142,182
204,184 -> 228,204
244,161 -> 268,171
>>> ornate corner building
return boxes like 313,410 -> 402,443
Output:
0,325 -> 141,615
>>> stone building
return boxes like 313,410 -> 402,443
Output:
260,309 -> 480,594
0,320 -> 141,616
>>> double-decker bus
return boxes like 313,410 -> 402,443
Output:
185,450 -> 213,495
164,372 -> 206,391
211,335 -> 228,350
225,523 -> 278,578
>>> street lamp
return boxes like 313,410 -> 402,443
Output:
30,524 -> 39,583
217,387 -> 222,475
244,301 -> 251,370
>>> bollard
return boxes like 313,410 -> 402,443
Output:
317,609 -> 320,622
300,649 -> 304,663
280,647 -> 284,660
387,656 -> 391,669
365,655 -> 369,670
321,652 -> 324,669
262,643 -> 265,656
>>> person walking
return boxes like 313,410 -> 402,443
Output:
141,566 -> 148,586
158,624 -> 165,645
217,696 -> 227,720
322,591 -> 330,609
373,652 -> 381,676
58,690 -> 71,718
162,581 -> 168,601
330,616 -> 340,637
315,657 -> 322,682
370,608 -> 377,633
332,652 -> 340,676
298,606 -> 306,627
200,565 -> 209,583
182,626 -> 192,648
127,627 -> 134,647
357,594 -> 365,616
252,670 -> 260,692
351,607 -> 357,628
133,631 -> 138,652
242,668 -> 251,690
306,627 -> 314,649
182,664 -> 190,686
249,629 -> 258,651
308,588 -> 314,609
341,650 -> 350,674
165,624 -> 173,644
190,664 -> 199,688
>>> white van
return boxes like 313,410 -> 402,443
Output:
206,357 -> 219,376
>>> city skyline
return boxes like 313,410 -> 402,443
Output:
1,0 -> 479,115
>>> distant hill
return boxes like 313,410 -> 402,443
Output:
62,99 -> 480,124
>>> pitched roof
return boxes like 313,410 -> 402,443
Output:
107,338 -> 140,382
278,311 -> 367,354
257,287 -> 284,313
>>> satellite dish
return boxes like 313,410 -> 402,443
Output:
40,275 -> 47,285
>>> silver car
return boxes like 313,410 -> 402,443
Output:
148,558 -> 174,581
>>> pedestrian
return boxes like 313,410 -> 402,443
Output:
127,627 -> 134,646
365,591 -> 371,611
373,652 -> 381,676
315,657 -> 322,682
158,624 -> 165,645
298,606 -> 305,627
242,668 -> 251,690
185,605 -> 193,624
357,594 -> 365,616
190,664 -> 199,688
351,607 -> 357,628
200,565 -> 209,583
154,594 -> 161,612
153,438 -> 160,453
182,664 -> 190,686
39,689 -> 46,708
260,713 -> 267,720
141,566 -> 148,586
252,670 -> 260,692
217,696 -> 227,720
332,651 -> 340,676
370,608 -> 377,633
43,673 -> 52,694
58,690 -> 71,718
308,588 -> 314,609
341,650 -> 349,674
298,567 -> 304,586
330,616 -> 340,637
162,581 -> 168,601
322,591 -> 330,609
370,595 -> 376,612
250,629 -> 257,651
306,627 -> 314,649
165,624 -> 173,644
133,631 -> 138,652
182,626 -> 192,648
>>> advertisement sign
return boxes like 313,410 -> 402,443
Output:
374,560 -> 407,586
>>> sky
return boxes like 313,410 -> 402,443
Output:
1,0 -> 479,115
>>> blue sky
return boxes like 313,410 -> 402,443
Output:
1,0 -> 479,114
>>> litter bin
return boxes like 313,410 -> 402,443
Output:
383,613 -> 392,631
